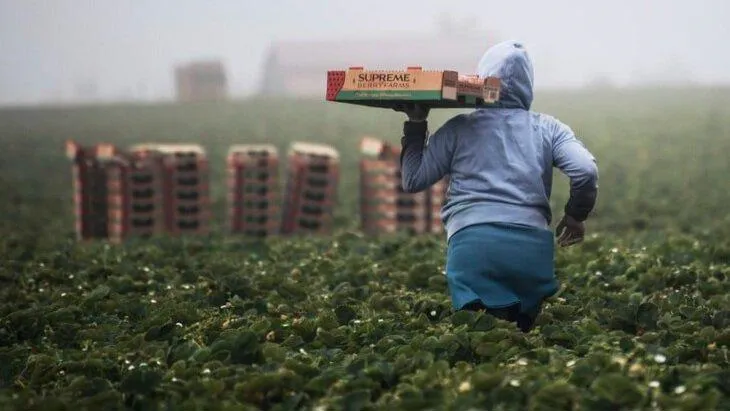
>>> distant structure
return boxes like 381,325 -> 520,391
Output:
174,60 -> 228,102
258,32 -> 500,97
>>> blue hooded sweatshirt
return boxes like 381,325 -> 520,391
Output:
400,40 -> 598,240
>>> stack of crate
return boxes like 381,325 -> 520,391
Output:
394,166 -> 431,234
66,141 -> 168,243
281,142 -> 340,235
359,137 -> 400,234
130,144 -> 211,237
358,136 -> 449,235
66,141 -> 113,240
226,144 -> 281,237
105,148 -> 167,243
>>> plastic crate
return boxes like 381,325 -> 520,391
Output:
226,144 -> 281,236
106,152 -> 167,243
66,141 -> 120,240
281,142 -> 340,235
130,144 -> 211,237
358,136 -> 451,236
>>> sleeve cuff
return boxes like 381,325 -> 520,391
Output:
564,208 -> 587,222
403,120 -> 428,137
564,199 -> 592,222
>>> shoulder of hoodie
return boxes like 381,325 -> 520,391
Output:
529,111 -> 575,138
429,112 -> 471,137
433,110 -> 494,132
432,110 -> 575,139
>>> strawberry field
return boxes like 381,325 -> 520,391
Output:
1,88 -> 729,410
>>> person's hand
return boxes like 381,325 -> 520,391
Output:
555,214 -> 585,247
393,102 -> 430,122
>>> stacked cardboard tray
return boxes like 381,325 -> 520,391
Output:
326,66 -> 501,109
359,137 -> 400,234
66,141 -> 169,243
428,176 -> 450,234
66,141 -> 114,241
105,147 -> 167,243
226,144 -> 282,237
130,144 -> 212,237
281,142 -> 340,235
67,141 -> 213,242
67,135 -> 450,241
359,137 -> 448,235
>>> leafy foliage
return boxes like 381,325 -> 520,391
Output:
0,89 -> 729,409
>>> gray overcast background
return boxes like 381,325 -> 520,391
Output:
1,0 -> 728,105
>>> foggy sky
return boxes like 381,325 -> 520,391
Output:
1,0 -> 728,105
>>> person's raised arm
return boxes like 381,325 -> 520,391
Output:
394,103 -> 456,193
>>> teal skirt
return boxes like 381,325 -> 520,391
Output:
445,222 -> 559,314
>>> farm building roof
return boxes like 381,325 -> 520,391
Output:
176,60 -> 226,72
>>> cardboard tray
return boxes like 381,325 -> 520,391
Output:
326,66 -> 501,109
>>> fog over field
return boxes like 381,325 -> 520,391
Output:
3,2 -> 730,410
0,0 -> 729,106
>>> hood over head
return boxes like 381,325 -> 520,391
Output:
476,40 -> 534,110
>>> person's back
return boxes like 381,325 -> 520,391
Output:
396,40 -> 598,332
400,40 -> 597,239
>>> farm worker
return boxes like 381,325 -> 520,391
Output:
395,40 -> 598,332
